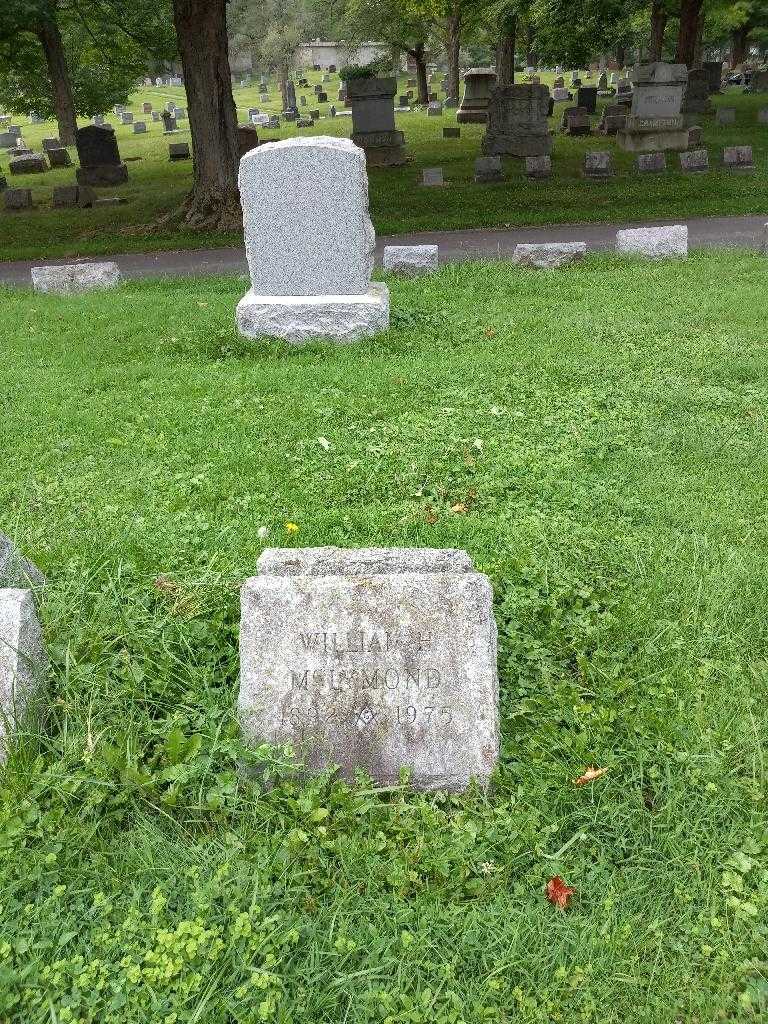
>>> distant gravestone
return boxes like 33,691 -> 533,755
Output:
679,148 -> 708,172
238,547 -> 499,790
422,167 -> 444,186
348,77 -> 407,167
162,112 -> 178,133
636,151 -> 666,173
723,145 -> 754,171
47,148 -> 71,168
52,184 -> 96,208
617,62 -> 688,153
552,87 -> 570,102
598,104 -> 626,135
237,125 -> 260,158
9,153 -> 47,174
75,125 -> 128,186
41,137 -> 60,152
577,86 -> 597,113
169,141 -> 191,161
457,68 -> 497,123
428,101 -> 443,116
133,122 -> 147,134
562,106 -> 591,136
443,126 -> 460,138
482,84 -> 551,156
119,111 -> 134,124
4,188 -> 33,210
716,107 -> 736,125
474,155 -> 504,183
236,137 -> 389,342
525,154 -> 551,178
583,150 -> 612,178
143,102 -> 153,114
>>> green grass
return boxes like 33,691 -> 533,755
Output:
2,72 -> 768,261
1,252 -> 767,1022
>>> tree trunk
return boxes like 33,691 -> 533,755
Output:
278,64 -> 289,109
675,0 -> 704,68
731,25 -> 749,67
525,25 -> 535,66
495,13 -> 517,86
694,15 -> 705,67
171,0 -> 240,231
413,43 -> 429,104
446,10 -> 461,102
616,43 -> 626,67
649,0 -> 667,62
36,17 -> 77,146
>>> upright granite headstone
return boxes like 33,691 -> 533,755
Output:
75,125 -> 128,186
239,547 -> 499,790
702,61 -> 722,94
617,62 -> 688,153
348,77 -> 407,166
577,86 -> 597,113
236,137 -> 389,343
681,68 -> 713,121
457,68 -> 497,123
482,84 -> 551,156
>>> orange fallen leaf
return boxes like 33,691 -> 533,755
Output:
546,876 -> 575,909
573,766 -> 609,786
484,327 -> 496,338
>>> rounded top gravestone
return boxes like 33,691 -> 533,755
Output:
75,124 -> 121,168
238,136 -> 375,297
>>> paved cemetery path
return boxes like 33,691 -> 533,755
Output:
1,213 -> 766,286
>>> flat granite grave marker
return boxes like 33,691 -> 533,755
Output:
679,148 -> 708,172
525,154 -> 551,178
723,145 -> 754,171
3,188 -> 33,210
239,547 -> 499,790
31,262 -> 122,294
716,107 -> 736,125
236,137 -> 389,343
636,151 -> 666,172
383,245 -> 439,275
513,243 -> 586,269
616,225 -> 687,257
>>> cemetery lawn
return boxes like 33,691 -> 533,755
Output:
3,81 -> 768,262
2,250 -> 768,1023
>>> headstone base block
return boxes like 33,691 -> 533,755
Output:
236,283 -> 390,343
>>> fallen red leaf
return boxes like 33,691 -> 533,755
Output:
573,766 -> 609,786
546,876 -> 575,909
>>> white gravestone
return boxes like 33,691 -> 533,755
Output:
0,590 -> 46,762
31,262 -> 121,295
236,137 -> 389,343
616,225 -> 688,257
239,547 -> 499,791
